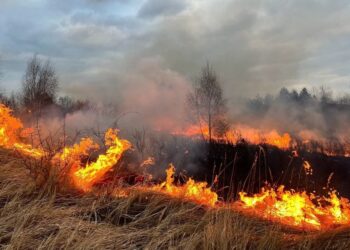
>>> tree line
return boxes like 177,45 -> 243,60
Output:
1,55 -> 348,140
247,86 -> 350,116
0,56 -> 228,140
0,55 -> 91,117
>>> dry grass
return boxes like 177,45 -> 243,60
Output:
0,149 -> 350,250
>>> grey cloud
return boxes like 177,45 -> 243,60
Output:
132,0 -> 350,99
1,0 -> 350,102
138,0 -> 187,19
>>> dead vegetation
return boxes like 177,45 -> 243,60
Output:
0,149 -> 349,250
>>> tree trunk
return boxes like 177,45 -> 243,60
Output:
208,112 -> 212,143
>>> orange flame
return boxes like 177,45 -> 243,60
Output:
72,129 -> 131,191
1,104 -> 350,230
0,104 -> 131,191
151,164 -> 218,206
226,128 -> 292,149
0,104 -> 44,158
238,185 -> 350,230
174,123 -> 350,156
303,161 -> 313,175
52,138 -> 99,171
173,123 -> 292,149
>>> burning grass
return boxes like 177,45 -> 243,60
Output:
172,120 -> 350,157
1,151 -> 350,249
0,104 -> 45,159
238,186 -> 350,230
1,104 -> 350,249
53,129 -> 131,191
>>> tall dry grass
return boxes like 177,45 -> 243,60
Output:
0,149 -> 350,250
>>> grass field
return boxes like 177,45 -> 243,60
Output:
1,149 -> 350,250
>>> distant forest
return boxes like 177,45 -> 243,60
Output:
242,87 -> 350,139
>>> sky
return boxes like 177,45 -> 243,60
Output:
1,0 -> 350,104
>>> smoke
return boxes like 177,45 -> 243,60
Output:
115,57 -> 192,132
2,0 -> 350,172
24,57 -> 193,151
236,87 -> 350,144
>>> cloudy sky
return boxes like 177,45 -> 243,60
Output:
1,0 -> 350,104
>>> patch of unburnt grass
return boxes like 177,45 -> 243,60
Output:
79,190 -> 207,227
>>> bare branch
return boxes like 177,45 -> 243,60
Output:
187,63 -> 228,141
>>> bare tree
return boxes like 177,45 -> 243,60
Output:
319,86 -> 333,104
187,63 -> 228,142
21,55 -> 58,113
58,96 -> 90,115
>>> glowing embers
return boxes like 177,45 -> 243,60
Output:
0,104 -> 44,158
238,186 -> 350,230
151,164 -> 218,207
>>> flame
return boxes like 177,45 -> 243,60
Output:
226,128 -> 292,149
303,161 -> 313,175
72,129 -> 131,191
0,104 -> 44,158
151,164 -> 218,206
52,138 -> 99,171
238,186 -> 350,230
1,104 -> 350,230
326,191 -> 350,223
173,123 -> 292,149
13,143 -> 45,159
0,104 -> 131,191
174,123 -> 350,156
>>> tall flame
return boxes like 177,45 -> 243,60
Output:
72,129 -> 131,191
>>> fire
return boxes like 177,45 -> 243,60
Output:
303,161 -> 313,175
1,104 -> 350,230
0,104 -> 44,158
225,127 -> 292,149
72,129 -> 131,191
0,104 -> 131,191
151,164 -> 218,207
13,143 -> 45,159
173,123 -> 292,149
174,123 -> 350,156
52,138 -> 99,172
238,186 -> 350,230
